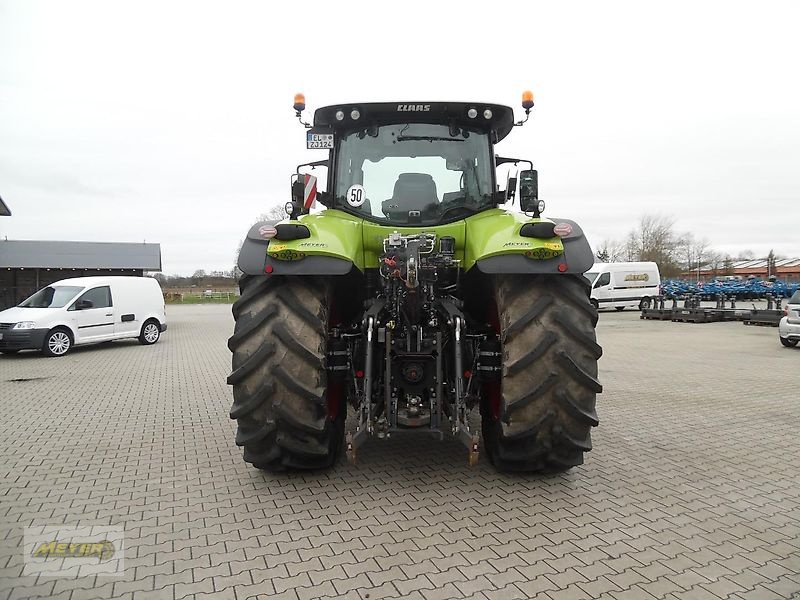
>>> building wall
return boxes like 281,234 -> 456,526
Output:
0,269 -> 143,310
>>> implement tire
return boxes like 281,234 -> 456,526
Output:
227,275 -> 343,471
482,274 -> 602,472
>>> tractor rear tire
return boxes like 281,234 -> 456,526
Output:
482,275 -> 602,472
227,275 -> 343,471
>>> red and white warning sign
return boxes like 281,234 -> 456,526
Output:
303,174 -> 317,209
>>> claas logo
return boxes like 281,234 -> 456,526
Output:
31,540 -> 115,561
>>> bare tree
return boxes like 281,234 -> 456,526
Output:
257,204 -> 287,221
767,249 -> 777,278
722,255 -> 734,275
595,239 -> 625,262
677,232 -> 695,273
595,215 -> 737,280
707,251 -> 723,277
623,231 -> 638,261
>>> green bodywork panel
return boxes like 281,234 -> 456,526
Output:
268,210 -> 366,270
462,209 -> 563,269
268,209 -> 564,271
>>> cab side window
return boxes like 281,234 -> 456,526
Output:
75,286 -> 113,309
594,273 -> 611,288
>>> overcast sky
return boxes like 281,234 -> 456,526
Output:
1,0 -> 799,274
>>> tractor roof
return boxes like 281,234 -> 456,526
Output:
313,102 -> 516,143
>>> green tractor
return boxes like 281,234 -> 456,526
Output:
228,92 -> 602,471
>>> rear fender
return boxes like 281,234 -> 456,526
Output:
237,210 -> 364,276
465,210 -> 594,274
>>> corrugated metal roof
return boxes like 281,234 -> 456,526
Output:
733,258 -> 800,269
0,240 -> 161,270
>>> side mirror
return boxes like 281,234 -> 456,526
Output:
76,299 -> 94,310
518,170 -> 539,214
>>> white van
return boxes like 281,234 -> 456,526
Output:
0,276 -> 167,356
584,262 -> 661,311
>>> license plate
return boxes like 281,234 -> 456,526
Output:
306,133 -> 333,149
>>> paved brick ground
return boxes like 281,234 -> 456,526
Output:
1,304 -> 799,600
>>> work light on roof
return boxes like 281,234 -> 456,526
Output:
335,110 -> 345,121
514,89 -> 535,127
350,109 -> 361,120
522,90 -> 534,110
483,109 -> 493,120
293,93 -> 306,113
467,108 -> 478,119
293,92 -> 312,128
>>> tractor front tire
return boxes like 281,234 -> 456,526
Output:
227,275 -> 343,471
483,275 -> 602,472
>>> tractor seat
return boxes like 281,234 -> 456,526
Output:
382,173 -> 439,218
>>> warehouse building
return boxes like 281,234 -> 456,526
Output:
0,240 -> 162,309
728,257 -> 800,281
693,258 -> 800,282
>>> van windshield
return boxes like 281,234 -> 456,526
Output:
583,272 -> 598,284
20,286 -> 84,308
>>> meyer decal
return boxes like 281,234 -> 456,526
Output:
31,540 -> 115,561
396,104 -> 431,112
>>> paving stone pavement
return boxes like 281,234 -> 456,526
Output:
1,304 -> 799,600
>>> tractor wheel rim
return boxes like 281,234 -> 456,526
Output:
49,332 -> 70,355
144,324 -> 159,342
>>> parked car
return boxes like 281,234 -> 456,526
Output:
0,276 -> 167,356
584,262 -> 661,311
779,290 -> 800,347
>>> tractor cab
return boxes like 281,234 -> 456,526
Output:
289,96 -> 539,224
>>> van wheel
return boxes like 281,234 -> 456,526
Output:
615,306 -> 625,311
639,297 -> 652,310
42,328 -> 73,357
139,320 -> 161,345
780,337 -> 798,348
590,299 -> 599,310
